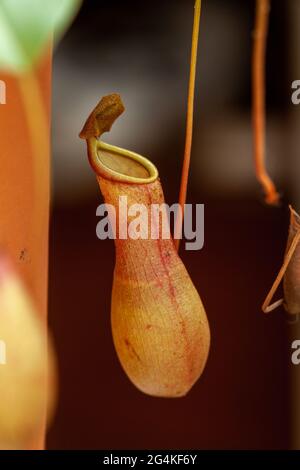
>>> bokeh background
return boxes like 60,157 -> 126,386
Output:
48,0 -> 300,449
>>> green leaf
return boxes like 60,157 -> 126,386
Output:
0,0 -> 82,73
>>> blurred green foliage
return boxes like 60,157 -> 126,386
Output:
0,0 -> 82,73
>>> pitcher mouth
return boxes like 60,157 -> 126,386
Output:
87,138 -> 158,184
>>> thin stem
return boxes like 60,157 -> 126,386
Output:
252,0 -> 279,205
262,206 -> 300,314
262,229 -> 300,313
174,0 -> 201,251
18,69 -> 50,450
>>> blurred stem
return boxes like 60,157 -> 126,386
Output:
175,0 -> 201,251
17,69 -> 50,450
18,71 -> 49,224
252,0 -> 279,205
